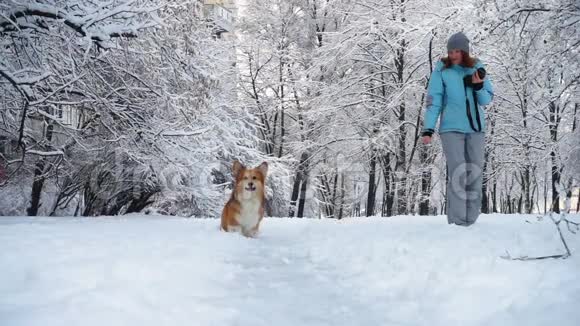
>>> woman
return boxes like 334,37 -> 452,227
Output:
422,32 -> 494,226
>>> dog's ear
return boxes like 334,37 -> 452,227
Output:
257,161 -> 268,177
232,160 -> 244,177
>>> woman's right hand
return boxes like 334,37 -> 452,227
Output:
422,135 -> 432,145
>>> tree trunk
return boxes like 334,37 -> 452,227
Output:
277,57 -> 286,158
481,151 -> 490,214
338,173 -> 345,219
395,96 -> 407,215
297,169 -> 309,218
576,188 -> 580,213
381,154 -> 394,217
366,152 -> 377,217
550,153 -> 561,213
544,171 -> 548,214
523,167 -> 532,213
27,159 -> 47,216
418,165 -> 431,215
289,152 -> 309,217
27,124 -> 54,216
331,172 -> 338,217
418,35 -> 435,216
394,34 -> 407,215
492,178 -> 498,213
548,100 -> 561,213
289,172 -> 301,218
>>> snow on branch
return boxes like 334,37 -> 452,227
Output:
159,131 -> 208,137
153,127 -> 212,137
0,1 -> 163,44
0,63 -> 35,99
25,149 -> 64,157
0,64 -> 51,86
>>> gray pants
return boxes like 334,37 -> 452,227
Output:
440,132 -> 485,226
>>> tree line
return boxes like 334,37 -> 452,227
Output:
0,0 -> 578,217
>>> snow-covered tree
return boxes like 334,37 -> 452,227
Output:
1,0 -> 577,217
0,0 -> 260,217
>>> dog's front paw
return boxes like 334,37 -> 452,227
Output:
242,227 -> 258,238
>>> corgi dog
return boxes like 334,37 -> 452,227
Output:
221,161 -> 268,237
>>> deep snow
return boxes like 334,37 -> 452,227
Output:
1,214 -> 579,326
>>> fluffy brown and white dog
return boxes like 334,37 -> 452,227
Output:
221,161 -> 268,238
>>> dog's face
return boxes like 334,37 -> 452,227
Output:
233,161 -> 268,201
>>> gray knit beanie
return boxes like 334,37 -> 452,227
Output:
447,32 -> 470,53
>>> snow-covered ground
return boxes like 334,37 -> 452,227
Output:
1,214 -> 579,326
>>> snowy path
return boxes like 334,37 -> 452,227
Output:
1,214 -> 580,326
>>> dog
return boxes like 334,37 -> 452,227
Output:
221,161 -> 268,238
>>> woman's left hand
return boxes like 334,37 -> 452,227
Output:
472,71 -> 483,84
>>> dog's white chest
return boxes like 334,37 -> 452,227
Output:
238,199 -> 261,229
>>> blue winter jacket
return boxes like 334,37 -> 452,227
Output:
423,60 -> 494,134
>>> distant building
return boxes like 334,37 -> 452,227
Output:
203,0 -> 237,39
24,104 -> 85,149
